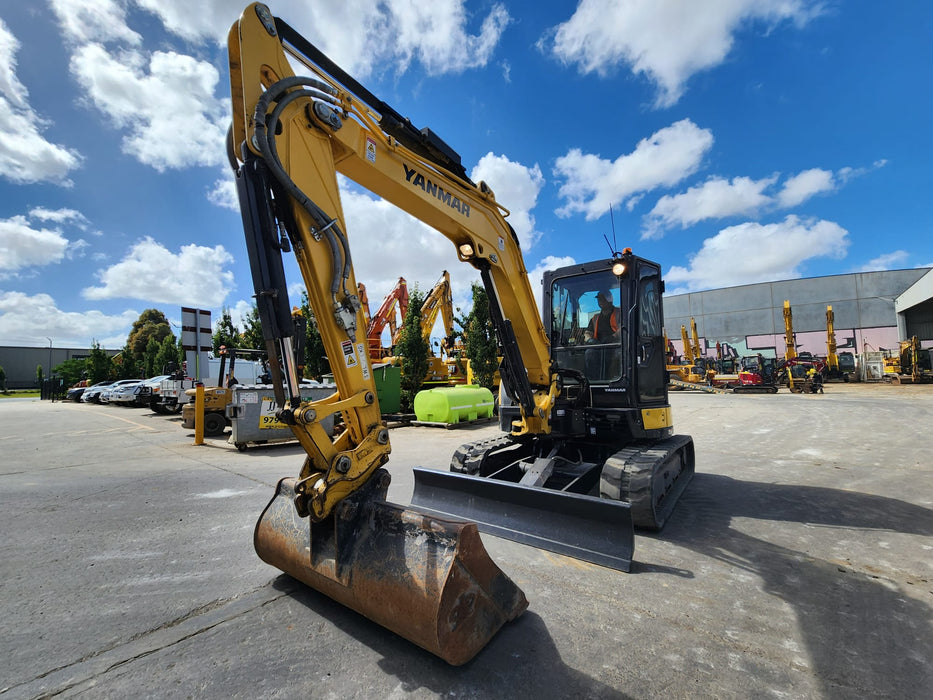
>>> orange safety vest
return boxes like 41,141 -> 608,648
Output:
593,309 -> 620,339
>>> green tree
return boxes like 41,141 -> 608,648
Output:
241,305 -> 265,350
395,287 -> 429,411
299,293 -> 328,379
36,364 -> 44,386
461,283 -> 499,390
53,358 -> 88,386
155,335 -> 180,375
127,309 -> 172,361
143,336 -> 161,377
0,364 -> 7,393
86,341 -> 113,384
113,344 -> 141,379
212,307 -> 240,354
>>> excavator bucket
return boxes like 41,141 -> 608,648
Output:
411,468 -> 635,572
254,469 -> 527,666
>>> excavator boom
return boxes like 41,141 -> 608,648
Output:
229,3 -> 530,664
367,277 -> 408,359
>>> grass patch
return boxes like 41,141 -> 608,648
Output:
0,391 -> 41,399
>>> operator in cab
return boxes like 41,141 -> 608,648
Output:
584,290 -> 621,343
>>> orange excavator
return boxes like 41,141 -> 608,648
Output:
365,277 -> 408,360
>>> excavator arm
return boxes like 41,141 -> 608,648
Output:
229,3 -> 528,664
229,4 -> 556,521
689,318 -> 702,361
420,270 -> 457,350
366,276 -> 407,359
826,305 -> 839,371
783,300 -> 798,361
680,324 -> 694,365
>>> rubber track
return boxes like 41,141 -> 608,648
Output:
450,435 -> 517,474
732,385 -> 779,394
600,435 -> 695,531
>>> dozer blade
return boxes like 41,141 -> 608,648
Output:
254,469 -> 527,666
411,467 -> 634,572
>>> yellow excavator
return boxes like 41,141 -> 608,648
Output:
418,270 -> 459,383
228,3 -> 694,665
667,320 -> 715,387
883,336 -> 932,383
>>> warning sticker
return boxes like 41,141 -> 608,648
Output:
498,236 -> 505,251
342,340 -> 358,369
365,137 -> 377,164
356,343 -> 370,380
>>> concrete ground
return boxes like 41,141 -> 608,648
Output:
0,383 -> 930,699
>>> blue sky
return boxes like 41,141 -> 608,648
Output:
1,0 -> 930,351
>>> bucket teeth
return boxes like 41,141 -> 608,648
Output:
254,469 -> 527,665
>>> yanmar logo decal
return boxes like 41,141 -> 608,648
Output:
403,164 -> 470,217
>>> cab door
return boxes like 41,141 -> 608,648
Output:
635,263 -> 666,404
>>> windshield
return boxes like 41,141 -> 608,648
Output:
551,272 -> 622,348
550,271 -> 624,383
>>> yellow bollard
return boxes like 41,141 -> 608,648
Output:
194,384 -> 205,445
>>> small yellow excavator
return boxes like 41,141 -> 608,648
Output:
228,3 -> 694,665
667,320 -> 716,389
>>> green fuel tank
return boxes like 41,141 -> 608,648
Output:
414,385 -> 495,424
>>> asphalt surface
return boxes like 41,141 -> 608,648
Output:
0,383 -> 930,699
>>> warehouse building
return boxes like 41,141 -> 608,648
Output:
663,267 -> 933,360
0,345 -> 120,390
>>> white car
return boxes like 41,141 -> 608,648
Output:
99,379 -> 142,404
79,381 -> 112,403
131,375 -> 171,409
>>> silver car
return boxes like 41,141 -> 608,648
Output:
99,379 -> 142,404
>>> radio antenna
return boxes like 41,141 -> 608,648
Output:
603,204 -> 622,259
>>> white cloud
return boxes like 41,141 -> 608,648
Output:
0,18 -> 28,107
554,119 -> 713,220
137,0 -> 509,77
49,0 -> 143,45
858,250 -> 910,272
207,176 -> 239,211
643,162 -> 885,238
0,290 -> 138,348
666,215 -> 849,292
0,18 -> 82,185
70,44 -> 228,171
29,207 -> 91,229
776,168 -> 835,207
337,182 -> 473,315
82,236 -> 235,306
470,153 -> 545,249
547,0 -> 819,108
0,215 -> 72,271
643,175 -> 776,239
527,255 -> 577,299
227,298 -> 255,333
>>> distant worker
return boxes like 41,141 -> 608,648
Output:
807,366 -> 824,394
584,290 -> 621,344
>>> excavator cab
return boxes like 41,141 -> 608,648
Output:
413,255 -> 694,571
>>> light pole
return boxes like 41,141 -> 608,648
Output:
46,337 -> 53,379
